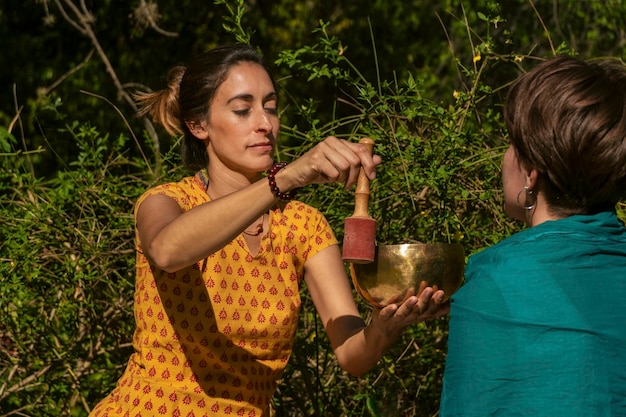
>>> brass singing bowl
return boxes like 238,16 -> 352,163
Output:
350,243 -> 466,308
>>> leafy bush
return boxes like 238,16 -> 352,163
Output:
2,2 -> 626,417
0,105 -> 184,414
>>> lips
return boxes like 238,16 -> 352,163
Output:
249,142 -> 273,153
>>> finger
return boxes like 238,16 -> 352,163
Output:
352,139 -> 381,179
312,137 -> 382,187
291,144 -> 345,185
422,290 -> 446,316
424,300 -> 451,320
329,138 -> 382,188
397,288 -> 447,322
412,287 -> 443,318
335,142 -> 369,188
313,138 -> 361,184
377,302 -> 399,320
415,287 -> 434,312
418,280 -> 428,296
435,300 -> 451,317
393,294 -> 420,318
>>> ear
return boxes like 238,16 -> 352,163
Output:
186,120 -> 210,140
525,168 -> 539,189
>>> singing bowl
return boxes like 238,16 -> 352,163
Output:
350,243 -> 465,308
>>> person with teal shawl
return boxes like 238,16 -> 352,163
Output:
440,55 -> 626,417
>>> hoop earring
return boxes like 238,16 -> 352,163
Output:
517,186 -> 536,211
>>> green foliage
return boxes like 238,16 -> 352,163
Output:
0,115 -> 183,415
2,1 -> 626,417
215,0 -> 255,44
0,126 -> 16,153
0,126 -> 132,415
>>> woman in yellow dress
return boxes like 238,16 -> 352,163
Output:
90,44 -> 448,417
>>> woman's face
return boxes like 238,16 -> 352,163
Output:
502,144 -> 529,221
203,62 -> 279,176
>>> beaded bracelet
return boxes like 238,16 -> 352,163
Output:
267,162 -> 296,201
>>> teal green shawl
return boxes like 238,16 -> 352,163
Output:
440,211 -> 626,417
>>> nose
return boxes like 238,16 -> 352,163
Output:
257,111 -> 272,131
259,111 -> 272,129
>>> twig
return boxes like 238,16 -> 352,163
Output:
42,49 -> 95,96
80,90 -> 154,176
136,0 -> 178,37
12,85 -> 33,176
50,0 -> 161,161
0,364 -> 52,398
529,0 -> 556,56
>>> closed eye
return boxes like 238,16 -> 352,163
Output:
234,108 -> 251,117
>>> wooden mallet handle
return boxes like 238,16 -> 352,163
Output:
352,138 -> 375,218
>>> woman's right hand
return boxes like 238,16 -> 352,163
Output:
275,136 -> 382,192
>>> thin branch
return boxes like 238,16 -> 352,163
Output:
0,364 -> 52,398
42,48 -> 94,96
12,85 -> 34,176
52,0 -> 87,35
80,90 -> 154,177
529,0 -> 556,56
49,0 -> 161,161
136,0 -> 179,37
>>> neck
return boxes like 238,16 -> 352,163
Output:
204,167 -> 263,200
525,197 -> 562,227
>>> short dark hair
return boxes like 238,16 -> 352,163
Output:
504,55 -> 626,215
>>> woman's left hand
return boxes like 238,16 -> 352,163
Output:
371,287 -> 449,339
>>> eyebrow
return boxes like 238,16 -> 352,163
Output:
226,91 -> 277,104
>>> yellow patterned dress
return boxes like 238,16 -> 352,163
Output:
90,172 -> 338,417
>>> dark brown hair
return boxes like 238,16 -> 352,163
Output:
135,44 -> 276,171
504,55 -> 626,215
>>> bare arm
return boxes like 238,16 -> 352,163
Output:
304,245 -> 448,377
136,179 -> 277,271
137,136 -> 382,272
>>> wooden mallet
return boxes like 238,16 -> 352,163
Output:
342,138 -> 376,264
